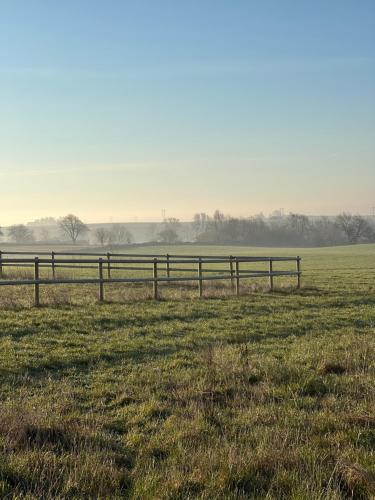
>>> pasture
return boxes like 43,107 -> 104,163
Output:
0,244 -> 374,498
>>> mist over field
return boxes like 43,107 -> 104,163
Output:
1,211 -> 375,248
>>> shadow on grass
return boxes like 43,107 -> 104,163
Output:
0,307 -> 222,341
1,309 -> 367,382
0,408 -> 134,497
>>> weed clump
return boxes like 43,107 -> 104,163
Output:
336,460 -> 375,499
300,376 -> 329,397
319,362 -> 346,375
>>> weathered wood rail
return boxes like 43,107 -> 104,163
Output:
0,250 -> 301,306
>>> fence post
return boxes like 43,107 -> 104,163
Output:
198,257 -> 203,297
34,257 -> 40,307
99,258 -> 104,302
235,259 -> 240,296
107,252 -> 111,279
296,257 -> 301,289
166,253 -> 170,278
229,255 -> 234,289
52,251 -> 56,279
269,259 -> 274,291
0,250 -> 2,279
153,258 -> 158,299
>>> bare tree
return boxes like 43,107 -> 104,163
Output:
8,224 -> 35,243
193,213 -> 210,239
158,218 -> 180,243
59,214 -> 89,244
335,213 -> 374,243
286,213 -> 312,240
108,225 -> 133,245
94,227 -> 110,246
310,217 -> 344,246
213,209 -> 225,232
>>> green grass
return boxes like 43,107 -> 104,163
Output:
0,244 -> 374,498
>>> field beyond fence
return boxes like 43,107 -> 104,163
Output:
0,244 -> 374,498
0,250 -> 301,306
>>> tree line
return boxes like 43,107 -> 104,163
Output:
1,212 -> 374,247
0,215 -> 134,246
191,211 -> 375,246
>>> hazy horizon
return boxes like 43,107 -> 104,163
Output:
2,209 -> 375,229
1,1 -> 374,226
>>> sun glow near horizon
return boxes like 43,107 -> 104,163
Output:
1,1 -> 374,225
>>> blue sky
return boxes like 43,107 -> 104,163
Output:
1,1 -> 374,224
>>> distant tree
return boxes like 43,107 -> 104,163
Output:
158,218 -> 180,243
59,214 -> 89,244
158,228 -> 179,243
38,227 -> 51,242
108,225 -> 133,245
213,209 -> 225,223
212,209 -> 226,234
194,210 -> 227,242
335,213 -> 374,243
27,217 -> 57,226
164,217 -> 180,227
94,228 -> 110,246
193,213 -> 210,239
189,209 -> 374,247
287,213 -> 310,233
0,226 -> 3,237
310,217 -> 344,246
286,213 -> 312,242
8,224 -> 35,243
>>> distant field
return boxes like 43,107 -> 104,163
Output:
0,243 -> 86,253
0,244 -> 374,498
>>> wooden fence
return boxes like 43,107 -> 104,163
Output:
0,250 -> 301,306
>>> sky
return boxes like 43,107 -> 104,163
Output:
1,0 -> 374,225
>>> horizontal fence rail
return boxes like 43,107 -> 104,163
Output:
0,250 -> 301,306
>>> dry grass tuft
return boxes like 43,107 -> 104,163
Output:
346,414 -> 375,428
44,287 -> 73,306
300,376 -> 329,397
0,405 -> 133,497
336,460 -> 375,498
0,291 -> 20,309
0,407 -> 71,451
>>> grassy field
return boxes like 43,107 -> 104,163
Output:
0,244 -> 374,498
